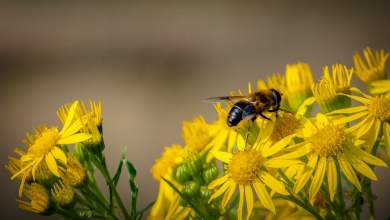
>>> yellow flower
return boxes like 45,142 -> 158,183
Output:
61,155 -> 86,187
10,101 -> 91,196
291,114 -> 387,201
182,116 -> 212,153
208,104 -> 245,152
285,63 -> 314,112
149,145 -> 189,219
329,90 -> 390,156
312,65 -> 353,113
58,100 -> 103,148
369,80 -> 390,95
266,97 -> 315,143
51,181 -> 75,207
208,134 -> 302,220
353,47 -> 389,84
17,183 -> 50,214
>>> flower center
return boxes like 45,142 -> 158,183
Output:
368,96 -> 390,121
310,125 -> 346,157
228,150 -> 263,184
271,113 -> 300,142
28,128 -> 60,156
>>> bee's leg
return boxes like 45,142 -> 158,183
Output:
268,105 -> 280,112
259,113 -> 271,120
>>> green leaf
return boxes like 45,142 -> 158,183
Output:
112,148 -> 127,186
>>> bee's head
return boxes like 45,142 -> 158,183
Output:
270,89 -> 282,106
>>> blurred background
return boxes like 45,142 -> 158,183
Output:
1,1 -> 390,219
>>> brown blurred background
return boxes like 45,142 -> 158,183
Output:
1,1 -> 390,219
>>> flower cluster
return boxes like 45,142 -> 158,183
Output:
150,47 -> 390,220
6,100 -> 141,220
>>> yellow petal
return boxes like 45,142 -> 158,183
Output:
60,101 -> 79,136
309,157 -> 326,200
327,158 -> 337,201
262,135 -> 293,157
58,133 -> 91,145
260,172 -> 288,195
213,151 -> 232,163
61,120 -> 83,137
253,182 -> 275,214
277,143 -> 311,159
264,159 -> 302,168
350,147 -> 388,167
333,111 -> 368,125
208,175 -> 229,189
221,181 -> 235,208
364,119 -> 381,151
238,185 -> 244,220
244,185 -> 254,220
45,153 -> 60,176
349,158 -> 377,181
340,94 -> 371,105
328,106 -> 367,115
51,147 -> 67,164
213,130 -> 229,150
208,180 -> 231,202
227,131 -> 237,152
339,157 -> 361,191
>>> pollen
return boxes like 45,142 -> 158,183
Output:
27,127 -> 60,156
228,149 -> 263,184
310,125 -> 347,157
368,95 -> 390,121
271,113 -> 300,142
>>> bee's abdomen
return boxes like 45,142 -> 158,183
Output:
227,101 -> 256,127
227,106 -> 243,127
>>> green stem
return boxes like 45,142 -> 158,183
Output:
95,153 -> 131,220
334,160 -> 346,220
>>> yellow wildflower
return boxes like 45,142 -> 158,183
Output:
18,183 -> 50,214
285,63 -> 314,112
209,134 -> 301,220
182,116 -> 212,153
353,47 -> 389,84
11,101 -> 91,196
312,65 -> 353,113
329,90 -> 390,156
58,100 -> 103,148
291,114 -> 387,201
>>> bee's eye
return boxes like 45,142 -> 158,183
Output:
260,95 -> 268,103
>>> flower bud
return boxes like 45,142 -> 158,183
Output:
200,186 -> 212,199
181,181 -> 200,197
202,163 -> 219,184
51,181 -> 75,207
18,183 -> 50,214
61,155 -> 86,187
174,165 -> 192,183
184,154 -> 202,176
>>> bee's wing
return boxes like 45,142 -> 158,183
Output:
203,95 -> 247,103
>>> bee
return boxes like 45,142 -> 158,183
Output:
205,89 -> 282,127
